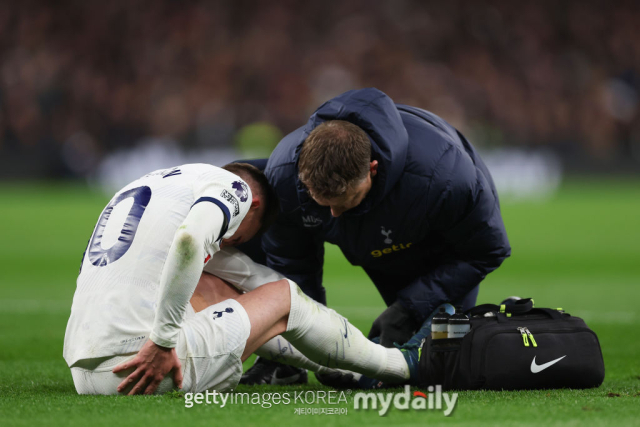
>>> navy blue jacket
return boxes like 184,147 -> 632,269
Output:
263,88 -> 511,322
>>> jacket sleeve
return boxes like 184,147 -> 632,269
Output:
262,211 -> 327,305
397,145 -> 511,322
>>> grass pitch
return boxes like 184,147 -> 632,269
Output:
0,179 -> 639,426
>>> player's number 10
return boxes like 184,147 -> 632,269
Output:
82,186 -> 152,269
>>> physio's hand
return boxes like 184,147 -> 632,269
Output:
368,301 -> 418,348
112,340 -> 183,395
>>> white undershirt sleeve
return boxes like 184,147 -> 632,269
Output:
149,201 -> 225,348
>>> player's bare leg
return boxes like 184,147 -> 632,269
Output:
190,273 -> 292,360
189,274 -> 291,360
189,273 -> 410,383
189,272 -> 329,374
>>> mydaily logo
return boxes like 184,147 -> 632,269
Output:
353,385 -> 458,416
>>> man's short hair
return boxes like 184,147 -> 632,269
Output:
222,162 -> 279,235
298,120 -> 371,199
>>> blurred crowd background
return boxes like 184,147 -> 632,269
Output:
1,0 -> 639,182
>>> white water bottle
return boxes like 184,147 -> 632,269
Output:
447,306 -> 470,339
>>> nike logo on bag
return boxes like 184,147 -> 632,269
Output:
530,355 -> 567,373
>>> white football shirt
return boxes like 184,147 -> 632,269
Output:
63,164 -> 252,366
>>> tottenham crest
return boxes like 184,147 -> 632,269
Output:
381,226 -> 393,244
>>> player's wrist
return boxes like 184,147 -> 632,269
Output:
149,331 -> 177,349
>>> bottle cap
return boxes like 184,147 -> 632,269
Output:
449,307 -> 470,324
432,306 -> 451,324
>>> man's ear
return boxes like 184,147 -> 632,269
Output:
370,160 -> 379,177
250,196 -> 261,210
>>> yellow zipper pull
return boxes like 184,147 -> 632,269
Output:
517,327 -> 529,347
525,328 -> 537,347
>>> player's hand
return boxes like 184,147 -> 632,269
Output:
368,301 -> 418,348
112,340 -> 183,395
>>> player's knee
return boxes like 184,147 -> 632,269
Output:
258,279 -> 294,316
270,279 -> 294,300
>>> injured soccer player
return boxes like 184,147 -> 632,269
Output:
164,264 -> 419,393
77,259 -> 427,395
63,163 -> 428,395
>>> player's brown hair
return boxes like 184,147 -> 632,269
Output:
222,162 -> 279,235
298,120 -> 371,199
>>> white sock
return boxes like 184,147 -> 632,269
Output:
283,279 -> 409,383
254,336 -> 334,375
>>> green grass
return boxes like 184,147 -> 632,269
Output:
1,179 -> 639,426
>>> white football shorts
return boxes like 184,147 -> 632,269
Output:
70,299 -> 251,394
